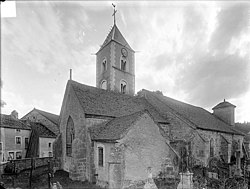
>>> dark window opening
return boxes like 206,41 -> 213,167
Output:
25,138 -> 29,149
98,147 -> 104,167
121,59 -> 126,71
66,116 -> 75,157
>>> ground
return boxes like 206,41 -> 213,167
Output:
1,170 -> 103,189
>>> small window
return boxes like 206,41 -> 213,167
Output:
16,137 -> 21,145
49,152 -> 53,157
16,151 -> 22,159
25,138 -> 29,149
8,152 -> 14,160
48,142 -> 52,148
98,147 -> 104,167
102,59 -> 107,72
101,80 -> 107,90
16,129 -> 21,132
120,80 -> 127,94
121,59 -> 126,71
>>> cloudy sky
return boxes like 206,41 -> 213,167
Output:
1,1 -> 250,122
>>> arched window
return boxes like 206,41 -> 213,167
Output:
66,116 -> 75,157
120,80 -> 127,94
100,80 -> 107,90
102,58 -> 107,72
210,139 -> 214,157
120,56 -> 127,71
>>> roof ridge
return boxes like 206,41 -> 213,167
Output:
147,91 -> 198,129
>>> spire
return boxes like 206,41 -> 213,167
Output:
112,3 -> 117,25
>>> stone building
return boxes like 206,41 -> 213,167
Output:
0,111 -> 31,163
53,14 -> 245,189
26,122 -> 56,158
22,108 -> 60,136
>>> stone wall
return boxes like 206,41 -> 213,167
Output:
118,113 -> 178,189
59,85 -> 90,181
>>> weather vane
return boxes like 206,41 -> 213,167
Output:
112,3 -> 117,25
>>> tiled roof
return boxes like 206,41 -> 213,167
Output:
97,24 -> 134,53
90,111 -> 145,141
212,100 -> 236,110
140,90 -> 242,135
0,114 -> 30,130
70,80 -> 166,123
30,122 -> 57,138
26,122 -> 56,158
34,108 -> 59,125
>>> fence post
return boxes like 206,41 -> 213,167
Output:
29,158 -> 33,189
48,160 -> 51,189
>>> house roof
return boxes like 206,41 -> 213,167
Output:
97,24 -> 134,53
69,80 -> 166,123
212,100 -> 236,110
30,122 -> 57,138
140,90 -> 242,135
33,108 -> 59,125
26,122 -> 56,158
22,108 -> 60,135
0,114 -> 30,130
90,111 -> 145,141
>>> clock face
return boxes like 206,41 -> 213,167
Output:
121,48 -> 128,57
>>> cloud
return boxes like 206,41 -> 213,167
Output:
209,3 -> 250,53
175,53 -> 250,108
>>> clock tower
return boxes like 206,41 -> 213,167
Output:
96,7 -> 135,95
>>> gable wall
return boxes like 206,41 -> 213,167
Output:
60,85 -> 90,181
22,111 -> 59,135
118,113 -> 178,188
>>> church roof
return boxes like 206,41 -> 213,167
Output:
90,111 -> 146,141
139,90 -> 242,135
69,80 -> 166,123
212,100 -> 236,110
0,114 -> 31,130
97,24 -> 134,53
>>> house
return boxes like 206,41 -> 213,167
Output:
0,111 -> 31,163
52,12 -> 245,189
21,108 -> 60,136
26,122 -> 56,158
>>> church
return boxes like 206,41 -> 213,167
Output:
53,7 -> 245,189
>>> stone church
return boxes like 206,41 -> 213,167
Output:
54,11 -> 245,189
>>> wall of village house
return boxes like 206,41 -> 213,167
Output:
0,127 -> 30,162
22,111 -> 59,135
60,86 -> 91,181
39,137 -> 55,157
118,113 -> 178,189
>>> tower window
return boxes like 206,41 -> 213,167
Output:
120,80 -> 127,94
101,80 -> 107,90
102,58 -> 107,72
120,56 -> 128,72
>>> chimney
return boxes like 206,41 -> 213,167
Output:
11,110 -> 18,119
212,99 -> 236,126
70,69 -> 72,80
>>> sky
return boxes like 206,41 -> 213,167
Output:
1,1 -> 250,122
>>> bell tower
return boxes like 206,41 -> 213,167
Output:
96,5 -> 135,95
